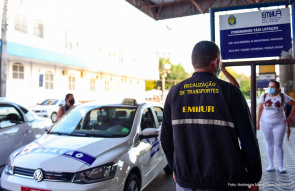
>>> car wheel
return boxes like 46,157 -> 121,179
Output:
124,173 -> 140,191
164,165 -> 173,174
51,112 -> 57,123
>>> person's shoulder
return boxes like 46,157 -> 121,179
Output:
282,93 -> 293,100
172,76 -> 193,89
261,92 -> 266,97
58,105 -> 64,111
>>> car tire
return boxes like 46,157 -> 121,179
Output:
164,165 -> 173,174
51,112 -> 57,123
124,173 -> 140,191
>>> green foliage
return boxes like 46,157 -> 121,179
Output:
145,81 -> 157,91
219,68 -> 251,99
145,58 -> 190,91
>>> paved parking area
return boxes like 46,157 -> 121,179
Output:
144,128 -> 295,191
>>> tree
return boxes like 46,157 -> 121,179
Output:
219,68 -> 251,99
145,81 -> 157,90
145,58 -> 190,91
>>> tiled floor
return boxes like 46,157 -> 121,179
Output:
256,128 -> 295,191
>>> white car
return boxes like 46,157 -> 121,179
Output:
29,99 -> 66,123
0,101 -> 52,175
1,98 -> 171,191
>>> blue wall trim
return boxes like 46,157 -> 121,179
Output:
0,41 -> 85,67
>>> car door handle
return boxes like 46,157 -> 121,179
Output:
24,130 -> 31,135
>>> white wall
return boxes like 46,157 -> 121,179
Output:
5,58 -> 147,107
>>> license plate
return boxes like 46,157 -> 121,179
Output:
21,187 -> 51,191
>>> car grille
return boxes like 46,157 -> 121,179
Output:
13,167 -> 75,182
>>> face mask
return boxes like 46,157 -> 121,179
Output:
268,87 -> 276,95
69,99 -> 75,105
215,61 -> 221,77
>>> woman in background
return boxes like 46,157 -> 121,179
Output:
257,80 -> 295,173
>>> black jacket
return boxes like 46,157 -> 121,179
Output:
160,72 -> 262,190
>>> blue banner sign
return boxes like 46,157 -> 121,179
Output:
220,8 -> 291,60
21,147 -> 96,166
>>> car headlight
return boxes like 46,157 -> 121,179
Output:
5,160 -> 14,175
73,163 -> 117,184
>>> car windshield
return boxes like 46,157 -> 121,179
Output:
39,99 -> 50,105
46,99 -> 59,105
49,105 -> 137,137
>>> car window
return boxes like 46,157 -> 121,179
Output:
39,99 -> 50,105
50,106 -> 137,137
141,108 -> 156,131
18,105 -> 37,122
48,99 -> 58,105
0,106 -> 23,129
153,107 -> 163,125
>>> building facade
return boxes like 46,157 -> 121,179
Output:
1,1 -> 159,106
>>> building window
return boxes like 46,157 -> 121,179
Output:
105,80 -> 109,92
33,20 -> 44,38
45,71 -> 54,89
90,78 -> 95,91
69,75 -> 75,90
65,30 -> 73,49
12,63 -> 24,79
15,13 -> 27,33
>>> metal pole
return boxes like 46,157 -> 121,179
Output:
0,0 -> 8,97
250,63 -> 257,133
210,8 -> 215,42
162,72 -> 165,102
292,3 -> 295,58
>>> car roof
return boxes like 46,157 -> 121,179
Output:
0,101 -> 28,111
0,100 -> 19,106
78,99 -> 162,108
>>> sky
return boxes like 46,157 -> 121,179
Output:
10,0 -> 254,76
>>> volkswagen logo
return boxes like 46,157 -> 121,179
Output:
33,168 -> 44,182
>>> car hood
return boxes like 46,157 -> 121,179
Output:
11,134 -> 131,172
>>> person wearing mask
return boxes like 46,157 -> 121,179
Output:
257,80 -> 295,173
161,40 -> 261,191
57,93 -> 75,121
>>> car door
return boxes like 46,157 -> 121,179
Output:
0,104 -> 35,173
18,105 -> 50,139
138,106 -> 163,183
151,105 -> 167,164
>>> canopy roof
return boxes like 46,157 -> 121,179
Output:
125,0 -> 293,20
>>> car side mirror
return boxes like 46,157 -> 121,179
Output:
139,128 -> 159,139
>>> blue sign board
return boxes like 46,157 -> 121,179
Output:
220,8 -> 292,60
257,73 -> 276,88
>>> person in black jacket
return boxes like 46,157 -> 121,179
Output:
160,41 -> 262,191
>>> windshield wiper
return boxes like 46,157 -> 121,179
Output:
49,132 -> 90,137
49,131 -> 116,137
82,133 -> 113,137
49,132 -> 71,136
